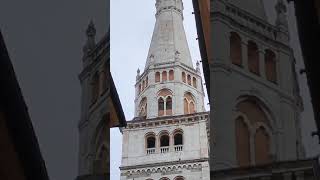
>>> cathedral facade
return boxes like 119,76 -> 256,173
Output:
120,0 -> 210,179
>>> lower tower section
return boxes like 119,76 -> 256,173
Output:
120,112 -> 210,180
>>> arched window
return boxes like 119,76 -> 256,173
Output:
146,136 -> 155,148
166,96 -> 172,115
248,41 -> 260,75
192,77 -> 197,88
189,101 -> 195,113
146,76 -> 149,86
187,74 -> 191,85
182,72 -> 186,83
162,71 -> 167,82
184,92 -> 196,114
174,176 -> 184,180
158,89 -> 173,116
230,32 -> 242,66
235,117 -> 250,166
155,72 -> 160,82
138,84 -> 142,94
91,72 -> 99,103
235,96 -> 273,166
169,70 -> 174,81
184,99 -> 188,114
174,132 -> 183,145
160,178 -> 170,180
142,80 -> 146,91
139,97 -> 147,117
158,97 -> 165,116
160,135 -> 169,147
255,127 -> 271,165
265,49 -> 277,83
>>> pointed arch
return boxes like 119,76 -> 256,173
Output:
235,116 -> 251,166
255,126 -> 272,165
230,32 -> 242,66
183,92 -> 196,114
187,74 -> 191,85
158,97 -> 165,116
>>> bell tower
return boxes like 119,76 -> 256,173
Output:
120,0 -> 210,179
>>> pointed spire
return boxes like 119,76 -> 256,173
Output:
136,68 -> 140,81
196,61 -> 200,73
83,20 -> 96,54
275,0 -> 288,30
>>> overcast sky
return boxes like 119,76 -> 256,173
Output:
0,0 -> 319,180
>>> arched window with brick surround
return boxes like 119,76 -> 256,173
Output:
255,126 -> 271,165
145,132 -> 156,154
235,116 -> 250,166
183,92 -> 196,114
192,77 -> 197,88
162,71 -> 167,82
230,32 -> 242,66
265,49 -> 277,83
158,97 -> 165,116
169,70 -> 174,81
155,72 -> 160,82
174,176 -> 185,180
248,41 -> 260,75
157,89 -> 173,116
139,97 -> 147,117
166,96 -> 172,115
173,129 -> 183,152
159,131 -> 170,153
187,74 -> 191,85
182,72 -> 186,83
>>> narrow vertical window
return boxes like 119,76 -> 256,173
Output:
155,72 -> 160,82
184,99 -> 188,114
236,117 -> 251,166
162,71 -> 167,82
166,96 -> 172,115
192,77 -> 197,88
169,70 -> 174,81
265,50 -> 277,83
230,32 -> 242,66
248,41 -> 260,75
158,97 -> 164,116
255,127 -> 271,165
187,74 -> 191,85
182,72 -> 186,83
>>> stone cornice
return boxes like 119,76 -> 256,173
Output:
125,112 -> 209,130
120,157 -> 209,170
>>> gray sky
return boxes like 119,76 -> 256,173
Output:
111,0 -> 320,179
0,0 -> 107,180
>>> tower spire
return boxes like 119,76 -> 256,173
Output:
83,20 -> 96,54
144,0 -> 194,70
